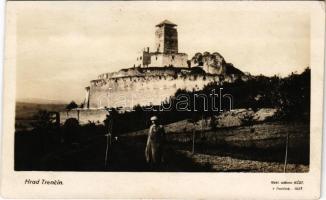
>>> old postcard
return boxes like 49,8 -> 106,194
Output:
1,1 -> 324,199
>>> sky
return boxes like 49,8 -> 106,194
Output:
14,2 -> 310,103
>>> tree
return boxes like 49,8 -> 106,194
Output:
31,110 -> 53,130
66,101 -> 78,110
63,118 -> 80,144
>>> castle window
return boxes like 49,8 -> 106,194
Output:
172,55 -> 175,60
156,56 -> 158,60
140,56 -> 142,60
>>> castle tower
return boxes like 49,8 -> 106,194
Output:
155,20 -> 178,54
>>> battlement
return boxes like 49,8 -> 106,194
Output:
98,67 -> 192,80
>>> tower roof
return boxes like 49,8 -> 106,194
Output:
156,20 -> 177,27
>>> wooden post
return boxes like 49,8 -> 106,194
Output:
104,116 -> 113,169
201,114 -> 203,137
104,133 -> 111,168
283,132 -> 289,172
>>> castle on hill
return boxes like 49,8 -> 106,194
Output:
83,20 -> 246,110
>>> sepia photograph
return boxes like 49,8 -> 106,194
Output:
1,1 -> 324,199
13,2 -> 311,173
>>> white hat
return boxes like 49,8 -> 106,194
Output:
150,116 -> 158,121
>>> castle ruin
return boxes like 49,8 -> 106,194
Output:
61,20 -> 247,124
84,20 -> 245,110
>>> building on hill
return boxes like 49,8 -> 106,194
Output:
135,20 -> 189,68
82,20 -> 246,110
59,20 -> 247,125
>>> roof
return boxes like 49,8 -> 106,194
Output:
156,20 -> 177,27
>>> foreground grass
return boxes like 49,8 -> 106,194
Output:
15,120 -> 309,172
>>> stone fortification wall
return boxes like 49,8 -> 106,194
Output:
89,67 -> 246,109
59,109 -> 108,125
88,73 -> 240,109
97,67 -> 191,80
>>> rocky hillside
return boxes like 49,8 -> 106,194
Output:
191,51 -> 244,75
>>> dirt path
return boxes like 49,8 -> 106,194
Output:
177,150 -> 308,172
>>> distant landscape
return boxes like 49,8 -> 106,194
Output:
15,102 -> 66,131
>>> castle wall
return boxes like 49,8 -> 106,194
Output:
148,53 -> 164,67
146,53 -> 188,68
88,74 -> 222,109
59,109 -> 108,125
98,72 -> 114,79
161,53 -> 188,68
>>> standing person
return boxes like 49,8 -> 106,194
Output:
145,116 -> 166,169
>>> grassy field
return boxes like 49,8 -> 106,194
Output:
15,117 -> 309,172
125,121 -> 309,172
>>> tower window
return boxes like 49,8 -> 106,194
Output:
172,55 -> 175,60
